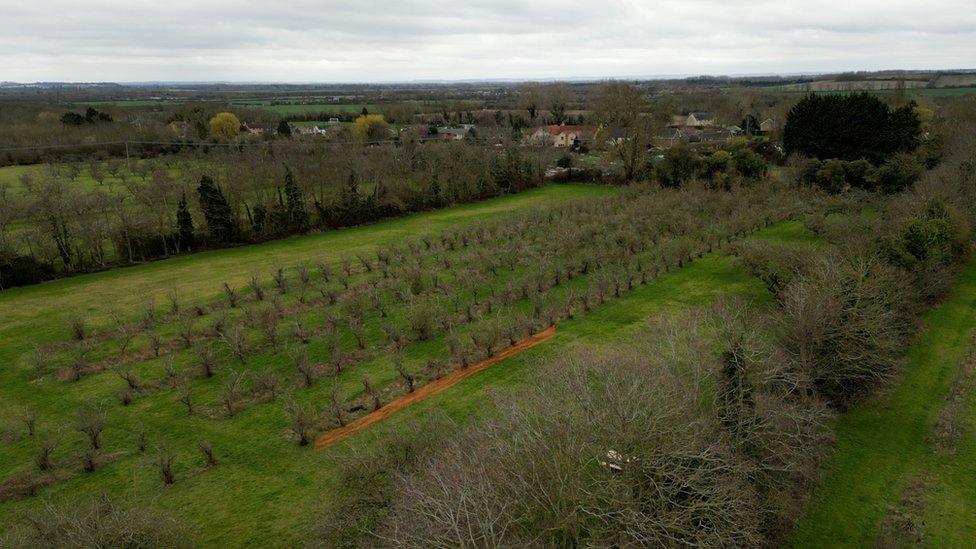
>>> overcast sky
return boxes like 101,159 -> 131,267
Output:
2,0 -> 974,82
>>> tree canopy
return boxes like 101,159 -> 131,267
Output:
208,112 -> 241,139
351,114 -> 391,142
783,93 -> 921,163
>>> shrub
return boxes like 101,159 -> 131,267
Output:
0,252 -> 55,289
34,439 -> 56,472
875,153 -> 923,194
286,398 -> 318,446
153,448 -> 176,485
1,496 -> 191,548
380,347 -> 764,547
74,404 -> 106,451
198,442 -> 217,467
778,252 -> 913,405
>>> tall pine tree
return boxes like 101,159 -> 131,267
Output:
283,167 -> 309,232
197,175 -> 237,243
176,192 -> 194,251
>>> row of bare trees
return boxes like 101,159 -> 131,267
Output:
1,139 -> 555,288
336,107 -> 976,547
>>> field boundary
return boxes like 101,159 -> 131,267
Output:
315,325 -> 556,450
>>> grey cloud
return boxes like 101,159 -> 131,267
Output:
0,0 -> 972,81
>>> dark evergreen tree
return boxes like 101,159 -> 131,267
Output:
176,192 -> 194,251
783,93 -> 921,163
60,112 -> 85,126
196,175 -> 237,243
337,172 -> 361,226
276,120 -> 292,137
283,167 -> 309,231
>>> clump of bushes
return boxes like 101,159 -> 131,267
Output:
1,495 -> 191,548
796,154 -> 924,194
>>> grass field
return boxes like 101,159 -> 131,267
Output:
792,257 -> 976,546
773,86 -> 976,97
231,102 -> 379,115
0,184 -> 614,544
0,184 -> 814,546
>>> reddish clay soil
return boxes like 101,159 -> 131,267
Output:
315,325 -> 557,450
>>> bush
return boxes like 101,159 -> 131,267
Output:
0,252 -> 55,289
732,147 -> 768,180
311,413 -> 456,548
379,333 -> 827,546
778,252 -> 914,405
875,153 -> 923,194
1,495 -> 192,548
733,240 -> 813,299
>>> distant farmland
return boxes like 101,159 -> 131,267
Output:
230,101 -> 379,115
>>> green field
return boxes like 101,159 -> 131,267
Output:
792,257 -> 976,546
0,183 -> 814,546
78,99 -> 189,107
772,86 -> 976,97
0,184 -> 619,544
231,102 -> 379,115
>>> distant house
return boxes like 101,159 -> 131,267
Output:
167,120 -> 190,139
759,118 -> 777,134
686,112 -> 714,127
530,124 -> 596,148
437,124 -> 476,140
672,126 -> 702,141
599,127 -> 632,146
242,122 -> 267,136
669,112 -> 715,129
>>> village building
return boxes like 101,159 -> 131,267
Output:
530,124 -> 596,148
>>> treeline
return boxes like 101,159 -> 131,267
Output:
0,141 -> 556,289
0,101 -> 276,166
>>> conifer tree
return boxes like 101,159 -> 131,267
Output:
197,175 -> 237,243
283,168 -> 309,231
176,192 -> 194,251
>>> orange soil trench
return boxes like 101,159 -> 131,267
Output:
315,325 -> 557,450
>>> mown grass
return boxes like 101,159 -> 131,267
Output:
792,258 -> 976,546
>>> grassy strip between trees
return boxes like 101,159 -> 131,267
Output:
792,256 -> 976,546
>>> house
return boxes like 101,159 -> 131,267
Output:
759,118 -> 777,133
295,125 -> 324,136
673,126 -> 702,141
669,112 -> 715,128
241,122 -> 267,136
599,127 -> 632,146
167,120 -> 190,139
686,112 -> 714,127
437,124 -> 476,140
530,125 -> 596,148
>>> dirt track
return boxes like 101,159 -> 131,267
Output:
314,325 -> 557,450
